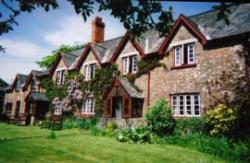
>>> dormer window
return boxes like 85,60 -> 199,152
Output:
85,63 -> 96,81
174,43 -> 195,66
123,55 -> 137,74
56,69 -> 65,85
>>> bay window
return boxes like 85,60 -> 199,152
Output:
174,43 -> 195,66
122,55 -> 137,74
171,94 -> 200,116
82,98 -> 95,114
85,63 -> 96,81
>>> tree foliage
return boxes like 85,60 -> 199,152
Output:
36,44 -> 86,69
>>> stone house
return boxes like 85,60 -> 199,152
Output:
47,4 -> 250,125
3,70 -> 48,125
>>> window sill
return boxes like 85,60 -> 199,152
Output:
171,64 -> 196,70
80,113 -> 95,116
173,115 -> 201,118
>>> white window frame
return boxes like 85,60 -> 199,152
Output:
171,94 -> 200,117
175,45 -> 182,66
122,54 -> 138,74
81,98 -> 95,114
84,63 -> 96,81
188,44 -> 195,64
174,42 -> 196,66
55,68 -> 66,85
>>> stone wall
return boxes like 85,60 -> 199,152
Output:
134,25 -> 247,116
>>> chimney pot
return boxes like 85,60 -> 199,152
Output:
92,16 -> 105,43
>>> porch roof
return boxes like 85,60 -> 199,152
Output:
26,92 -> 49,102
118,77 -> 144,99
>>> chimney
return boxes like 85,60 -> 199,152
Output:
92,16 -> 105,43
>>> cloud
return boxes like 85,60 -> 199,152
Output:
0,57 -> 40,84
44,14 -> 125,47
0,38 -> 49,60
0,38 -> 50,83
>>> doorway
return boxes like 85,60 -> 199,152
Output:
113,97 -> 121,119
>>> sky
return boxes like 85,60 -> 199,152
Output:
0,1 -> 219,84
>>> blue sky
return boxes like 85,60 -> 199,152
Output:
0,1 -> 219,83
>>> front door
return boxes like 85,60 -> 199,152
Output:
114,97 -> 121,119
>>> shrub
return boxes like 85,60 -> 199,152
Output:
63,116 -> 78,129
206,104 -> 237,136
175,117 -> 207,136
76,117 -> 98,130
145,99 -> 175,136
117,126 -> 150,143
47,130 -> 56,139
105,122 -> 118,137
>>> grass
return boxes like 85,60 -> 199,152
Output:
0,123 -> 225,163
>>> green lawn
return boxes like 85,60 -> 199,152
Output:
0,123 -> 225,163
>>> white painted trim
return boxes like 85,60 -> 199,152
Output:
55,67 -> 66,71
119,51 -> 138,58
170,38 -> 198,48
83,60 -> 98,65
145,38 -> 149,53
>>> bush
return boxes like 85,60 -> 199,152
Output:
76,117 -> 98,130
145,99 -> 175,136
175,117 -> 207,136
47,130 -> 56,139
206,104 -> 237,136
117,126 -> 150,143
63,116 -> 78,129
104,122 -> 118,137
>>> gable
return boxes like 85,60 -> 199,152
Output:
171,25 -> 197,45
120,41 -> 139,55
111,32 -> 144,63
52,57 -> 67,81
159,15 -> 207,54
79,51 -> 99,75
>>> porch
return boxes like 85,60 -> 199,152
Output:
102,77 -> 144,125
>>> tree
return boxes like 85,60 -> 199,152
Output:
0,1 -> 233,52
37,44 -> 86,69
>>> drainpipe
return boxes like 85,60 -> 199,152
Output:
147,70 -> 151,107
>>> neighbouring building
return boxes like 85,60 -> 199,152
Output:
4,74 -> 28,123
3,70 -> 49,125
0,78 -> 8,119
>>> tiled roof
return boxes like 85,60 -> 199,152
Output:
15,74 -> 28,91
31,70 -> 49,78
118,77 -> 143,98
190,4 -> 250,40
96,36 -> 123,63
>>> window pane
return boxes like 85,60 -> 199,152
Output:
175,46 -> 182,66
188,44 -> 195,64
132,55 -> 137,73
123,57 -> 128,74
179,96 -> 184,115
184,44 -> 188,64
